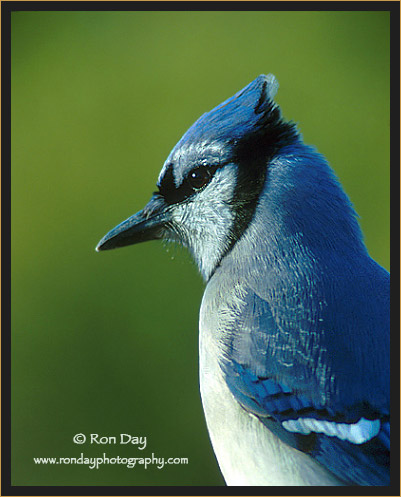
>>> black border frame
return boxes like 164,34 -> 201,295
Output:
2,2 -> 400,496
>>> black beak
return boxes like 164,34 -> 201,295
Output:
96,194 -> 171,252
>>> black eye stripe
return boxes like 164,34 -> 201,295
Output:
158,165 -> 219,205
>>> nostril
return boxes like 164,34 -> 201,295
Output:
143,193 -> 167,219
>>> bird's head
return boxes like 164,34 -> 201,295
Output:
96,75 -> 299,279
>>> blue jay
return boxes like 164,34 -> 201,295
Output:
96,75 -> 390,486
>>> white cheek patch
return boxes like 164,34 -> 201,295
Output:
282,417 -> 381,445
170,166 -> 237,280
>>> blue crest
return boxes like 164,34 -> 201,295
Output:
164,74 -> 298,169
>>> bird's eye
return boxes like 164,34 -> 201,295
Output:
187,167 -> 212,190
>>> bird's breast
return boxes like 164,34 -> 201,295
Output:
198,278 -> 343,486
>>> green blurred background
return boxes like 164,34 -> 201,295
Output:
11,11 -> 389,486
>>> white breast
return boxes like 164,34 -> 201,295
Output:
199,281 -> 344,486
